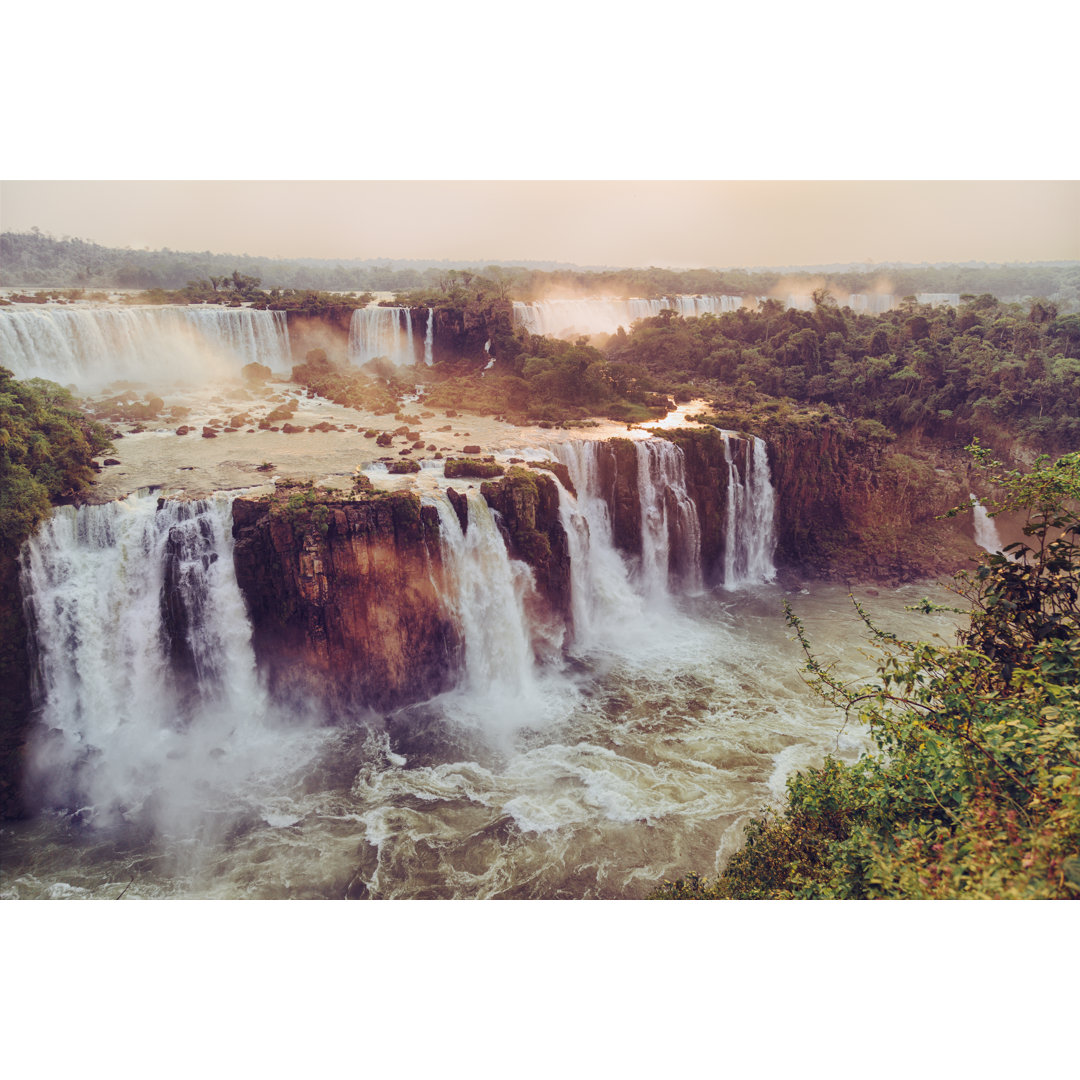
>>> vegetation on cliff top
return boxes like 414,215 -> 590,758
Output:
0,367 -> 113,556
607,293 -> 1080,457
655,450 -> 1080,899
0,368 -> 113,816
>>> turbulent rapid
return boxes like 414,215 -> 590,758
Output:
0,425 -> 958,899
0,302 -> 964,899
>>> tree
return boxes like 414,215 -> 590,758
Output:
655,449 -> 1080,899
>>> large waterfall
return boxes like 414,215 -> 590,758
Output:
424,490 -> 561,736
348,307 -> 418,367
18,493 -> 316,836
721,434 -> 777,589
0,306 -> 291,386
5,435 -> 836,900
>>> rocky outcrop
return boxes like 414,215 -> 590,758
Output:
664,412 -> 979,584
480,468 -> 573,630
231,485 -> 462,714
0,555 -> 31,818
595,438 -> 642,559
427,298 -> 515,365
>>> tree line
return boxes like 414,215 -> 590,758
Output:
4,230 -> 1076,309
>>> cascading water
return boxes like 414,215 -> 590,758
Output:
348,307 -> 417,366
424,489 -> 561,736
551,441 -> 648,649
512,296 -> 744,338
424,307 -> 435,366
0,306 -> 291,386
721,434 -> 777,589
634,440 -> 703,598
19,492 -> 312,836
971,493 -> 1006,554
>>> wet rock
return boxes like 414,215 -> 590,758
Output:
281,423 -> 306,434
103,458 -> 121,467
462,444 -> 481,455
230,490 -> 462,714
201,427 -> 218,439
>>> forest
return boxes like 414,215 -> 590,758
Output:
4,229 -> 1078,310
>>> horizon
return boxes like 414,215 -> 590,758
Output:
3,181 -> 1077,269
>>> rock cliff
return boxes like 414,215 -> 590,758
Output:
231,484 -> 462,715
480,467 -> 573,632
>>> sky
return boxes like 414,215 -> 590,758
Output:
2,180 -> 1077,268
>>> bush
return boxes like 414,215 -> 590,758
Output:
656,449 -> 1080,900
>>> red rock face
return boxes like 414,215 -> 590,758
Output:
231,490 -> 462,715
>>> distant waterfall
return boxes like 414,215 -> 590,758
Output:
971,494 -> 1006,554
424,307 -> 435,366
721,435 -> 777,589
348,307 -> 417,366
512,296 -> 744,338
19,493 -> 275,829
0,306 -> 291,386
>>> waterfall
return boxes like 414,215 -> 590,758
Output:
348,307 -> 418,367
552,441 -> 646,648
634,440 -> 703,597
551,438 -> 702,647
721,435 -> 777,589
424,307 -> 435,366
19,492 -> 278,831
511,296 -> 744,339
0,306 -> 291,386
424,490 -> 557,734
971,494 -> 1006,554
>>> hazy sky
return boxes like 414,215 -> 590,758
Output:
2,181 -> 1077,268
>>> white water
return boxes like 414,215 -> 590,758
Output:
634,440 -> 703,598
0,306 -> 291,387
18,492 -> 321,837
424,307 -> 435,366
5,438 -> 957,900
971,493 -> 1006,554
552,441 -> 649,650
348,307 -> 417,367
424,490 -> 563,738
722,435 -> 777,589
512,296 -> 744,338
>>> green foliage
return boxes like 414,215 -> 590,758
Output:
444,457 -> 505,479
0,368 -> 112,557
290,355 -> 400,415
657,452 -> 1080,900
606,297 -> 1080,456
423,331 -> 671,424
